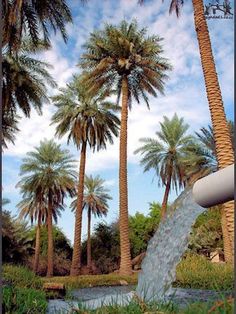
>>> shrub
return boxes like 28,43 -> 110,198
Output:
28,225 -> 72,259
175,254 -> 234,291
2,210 -> 34,264
3,286 -> 47,314
26,252 -> 71,276
3,264 -> 43,290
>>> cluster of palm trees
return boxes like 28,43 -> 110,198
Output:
17,140 -> 111,276
3,0 -> 234,278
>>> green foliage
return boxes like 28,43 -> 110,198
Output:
3,0 -> 72,50
188,207 -> 223,256
3,264 -> 43,290
80,20 -> 171,107
71,174 -> 112,216
135,113 -> 194,193
184,122 -> 234,182
129,202 -> 161,258
28,225 -> 73,259
2,42 -> 56,148
82,222 -> 120,273
2,111 -> 20,150
3,286 -> 47,314
51,75 -> 120,151
175,254 -> 234,291
81,204 -> 161,272
2,210 -> 34,264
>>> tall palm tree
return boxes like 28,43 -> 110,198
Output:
80,20 -> 171,275
17,193 -> 46,272
140,0 -> 234,262
71,175 -> 111,271
17,139 -> 77,277
2,40 -> 56,141
135,114 -> 193,218
3,0 -> 72,51
51,76 -> 120,276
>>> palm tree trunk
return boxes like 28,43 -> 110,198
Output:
192,0 -> 234,262
87,207 -> 92,271
70,142 -> 87,276
119,76 -> 132,275
46,194 -> 54,277
161,165 -> 172,219
33,213 -> 41,273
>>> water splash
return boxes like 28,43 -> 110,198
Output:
136,187 -> 206,302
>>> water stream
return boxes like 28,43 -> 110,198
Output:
136,187 -> 206,302
48,187 -> 210,312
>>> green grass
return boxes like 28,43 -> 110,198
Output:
43,254 -> 233,292
3,286 -> 47,314
3,265 -> 47,314
43,273 -> 138,289
3,264 -> 43,290
174,254 -> 234,291
55,295 -> 233,314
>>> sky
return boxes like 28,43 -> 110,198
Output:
2,0 -> 234,244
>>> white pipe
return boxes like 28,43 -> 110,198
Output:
192,164 -> 234,208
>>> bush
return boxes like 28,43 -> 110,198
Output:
26,252 -> 71,276
175,254 -> 234,291
188,207 -> 223,257
28,225 -> 72,259
3,264 -> 43,290
3,286 -> 47,314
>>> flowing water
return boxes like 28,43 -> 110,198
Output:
136,187 -> 206,302
48,188 -> 210,312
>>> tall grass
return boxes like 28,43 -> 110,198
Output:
175,254 -> 234,291
3,264 -> 43,289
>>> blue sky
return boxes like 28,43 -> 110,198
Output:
2,0 -> 234,244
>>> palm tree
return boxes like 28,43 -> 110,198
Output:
3,0 -> 72,51
17,139 -> 77,277
17,193 -> 46,273
140,0 -> 234,262
135,114 -> 193,218
51,76 -> 120,276
2,40 -> 56,141
71,175 -> 111,271
80,20 -> 171,275
181,142 -> 216,185
195,121 -> 234,155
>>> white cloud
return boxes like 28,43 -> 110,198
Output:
104,179 -> 117,187
5,106 -> 64,156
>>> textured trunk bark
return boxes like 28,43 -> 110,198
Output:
87,207 -> 92,271
70,142 -> 87,276
161,165 -> 172,219
46,195 -> 54,277
192,0 -> 234,262
33,213 -> 41,273
119,76 -> 132,275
